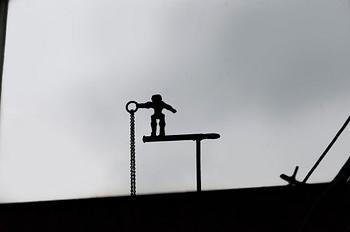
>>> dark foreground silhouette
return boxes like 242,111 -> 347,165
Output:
143,133 -> 220,192
126,95 -> 220,195
0,182 -> 349,232
137,94 -> 176,136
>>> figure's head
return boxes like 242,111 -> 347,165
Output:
151,94 -> 162,103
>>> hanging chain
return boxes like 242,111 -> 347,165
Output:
130,111 -> 136,196
126,101 -> 138,196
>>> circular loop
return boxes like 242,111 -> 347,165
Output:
126,101 -> 138,113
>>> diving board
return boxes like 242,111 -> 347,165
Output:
143,133 -> 220,192
143,133 -> 220,143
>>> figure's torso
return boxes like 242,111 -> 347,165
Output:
152,101 -> 165,117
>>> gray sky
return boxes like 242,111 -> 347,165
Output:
1,0 -> 350,202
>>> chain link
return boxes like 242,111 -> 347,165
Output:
130,111 -> 136,196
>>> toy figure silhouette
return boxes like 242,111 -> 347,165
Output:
137,94 -> 177,136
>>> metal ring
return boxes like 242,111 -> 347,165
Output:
126,101 -> 138,113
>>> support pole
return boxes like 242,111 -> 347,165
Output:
143,133 -> 220,193
196,139 -> 201,192
196,139 -> 202,192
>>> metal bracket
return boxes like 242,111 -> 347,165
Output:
280,166 -> 303,186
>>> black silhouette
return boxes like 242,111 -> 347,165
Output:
300,155 -> 350,232
280,115 -> 350,185
137,94 -> 177,136
280,166 -> 301,186
143,133 -> 220,192
0,0 -> 9,105
142,133 -> 220,142
301,115 -> 350,183
127,95 -> 220,193
126,101 -> 138,196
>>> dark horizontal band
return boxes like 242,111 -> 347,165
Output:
143,133 -> 220,143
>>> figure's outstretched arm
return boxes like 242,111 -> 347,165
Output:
163,102 -> 177,113
137,102 -> 153,109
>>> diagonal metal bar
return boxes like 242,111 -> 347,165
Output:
302,115 -> 350,183
0,0 -> 9,108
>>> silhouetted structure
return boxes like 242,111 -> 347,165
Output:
142,133 -> 220,142
137,94 -> 177,136
1,182 -> 350,232
143,133 -> 220,192
127,96 -> 220,194
281,115 -> 350,186
278,115 -> 350,231
0,0 -> 9,107
126,101 -> 139,196
300,156 -> 350,232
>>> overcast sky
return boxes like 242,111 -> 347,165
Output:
0,0 -> 350,202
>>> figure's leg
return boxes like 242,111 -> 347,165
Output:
159,114 -> 166,136
151,115 -> 157,136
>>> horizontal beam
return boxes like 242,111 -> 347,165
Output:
143,133 -> 220,143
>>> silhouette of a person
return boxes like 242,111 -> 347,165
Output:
137,94 -> 177,136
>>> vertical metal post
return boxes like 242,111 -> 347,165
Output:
196,139 -> 201,192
